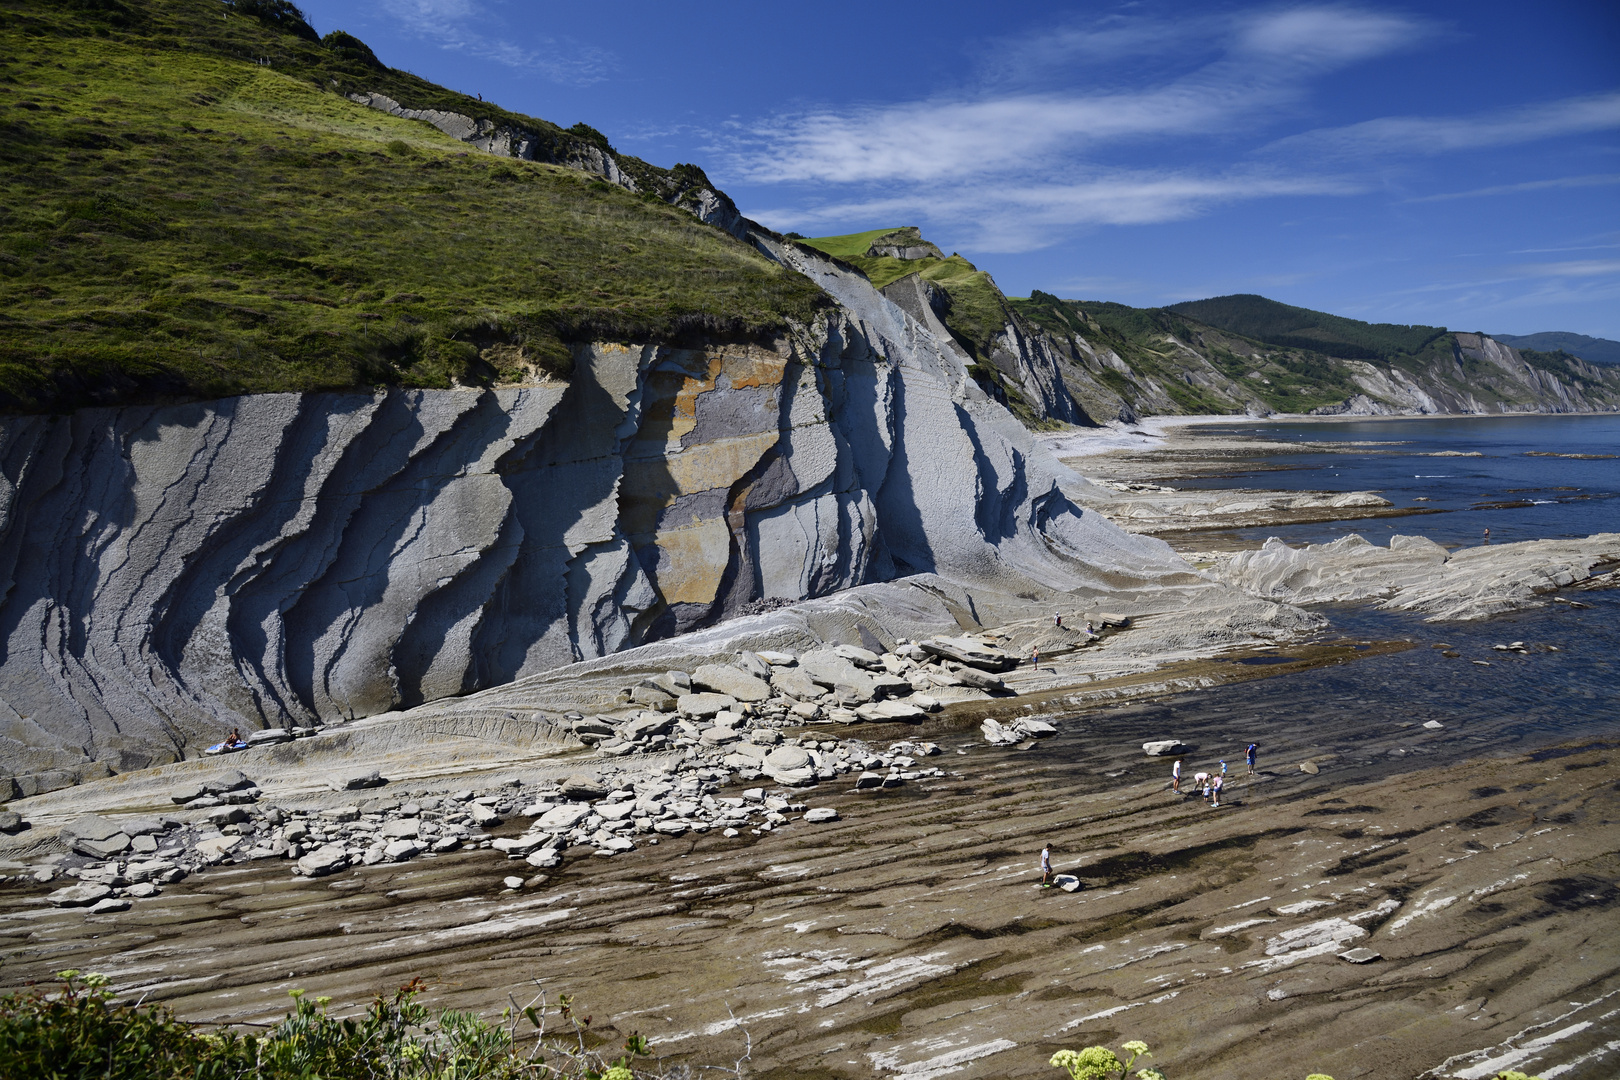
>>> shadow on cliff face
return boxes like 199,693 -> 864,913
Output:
469,349 -> 647,690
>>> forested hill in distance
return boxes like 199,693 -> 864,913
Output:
1492,331 -> 1620,367
1164,294 -> 1446,362
799,228 -> 1620,422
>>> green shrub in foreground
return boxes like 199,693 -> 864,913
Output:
0,971 -> 691,1079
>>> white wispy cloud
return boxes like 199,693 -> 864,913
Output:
725,5 -> 1434,248
736,6 -> 1431,187
1407,174 -> 1620,202
1266,91 -> 1620,159
1520,258 -> 1620,278
377,0 -> 614,84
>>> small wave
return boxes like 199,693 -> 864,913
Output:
1531,499 -> 1556,505
1414,474 -> 1452,478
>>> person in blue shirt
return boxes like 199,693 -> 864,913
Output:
1246,743 -> 1258,776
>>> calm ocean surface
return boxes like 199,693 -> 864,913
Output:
1177,412 -> 1620,547
1055,412 -> 1620,774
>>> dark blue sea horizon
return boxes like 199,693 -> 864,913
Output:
1176,412 -> 1619,548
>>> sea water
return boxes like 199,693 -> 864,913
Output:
1058,413 -> 1620,776
1175,412 -> 1619,547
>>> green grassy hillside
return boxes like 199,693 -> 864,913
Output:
0,0 -> 827,411
1167,293 -> 1447,361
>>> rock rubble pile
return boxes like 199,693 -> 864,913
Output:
15,732 -> 957,896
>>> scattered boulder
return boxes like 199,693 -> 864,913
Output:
503,875 -> 525,890
526,847 -> 563,868
692,664 -> 772,702
853,772 -> 885,790
1300,762 -> 1320,775
1422,720 -> 1444,730
572,717 -> 616,737
623,713 -> 674,740
756,650 -> 796,666
869,673 -> 913,700
46,883 -> 113,907
469,804 -> 502,826
803,808 -> 839,823
1339,947 -> 1381,964
1142,740 -> 1186,756
952,667 -> 1005,691
764,746 -> 816,786
493,835 -> 553,857
733,652 -> 773,680
88,897 -> 132,914
0,811 -> 22,833
383,839 -> 420,862
207,806 -> 249,827
246,728 -> 293,746
770,667 -> 821,701
537,804 -> 592,830
195,836 -> 242,862
381,819 -> 420,839
629,685 -> 677,709
918,636 -> 1019,672
678,692 -> 738,718
1053,874 -> 1081,893
560,775 -> 606,800
1014,718 -> 1057,738
830,644 -> 883,669
335,770 -> 387,791
982,719 -> 1020,746
296,845 -> 349,877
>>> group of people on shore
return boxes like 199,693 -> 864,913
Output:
1169,743 -> 1257,808
1037,743 -> 1260,886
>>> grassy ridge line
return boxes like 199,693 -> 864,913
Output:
0,0 -> 828,411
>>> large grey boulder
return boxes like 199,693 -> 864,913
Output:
560,775 -> 606,800
691,664 -> 771,701
537,804 -> 592,830
770,667 -> 821,701
919,637 -> 1019,672
296,845 -> 349,877
764,746 -> 816,786
46,883 -> 113,907
678,693 -> 737,718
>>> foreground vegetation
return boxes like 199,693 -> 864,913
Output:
0,971 -> 711,1079
0,972 -> 1546,1080
0,0 -> 827,411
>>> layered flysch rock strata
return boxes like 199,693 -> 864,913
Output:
1211,532 -> 1620,620
0,239 -> 1186,788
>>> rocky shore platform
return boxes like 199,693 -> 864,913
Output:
2,411 -> 1615,1078
1,719 -> 1614,1079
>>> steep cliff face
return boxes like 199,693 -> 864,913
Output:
1013,296 -> 1620,420
0,242 -> 1179,788
1312,333 -> 1620,415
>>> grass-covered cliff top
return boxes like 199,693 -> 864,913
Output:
0,0 -> 827,412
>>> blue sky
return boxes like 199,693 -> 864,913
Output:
297,1 -> 1620,339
